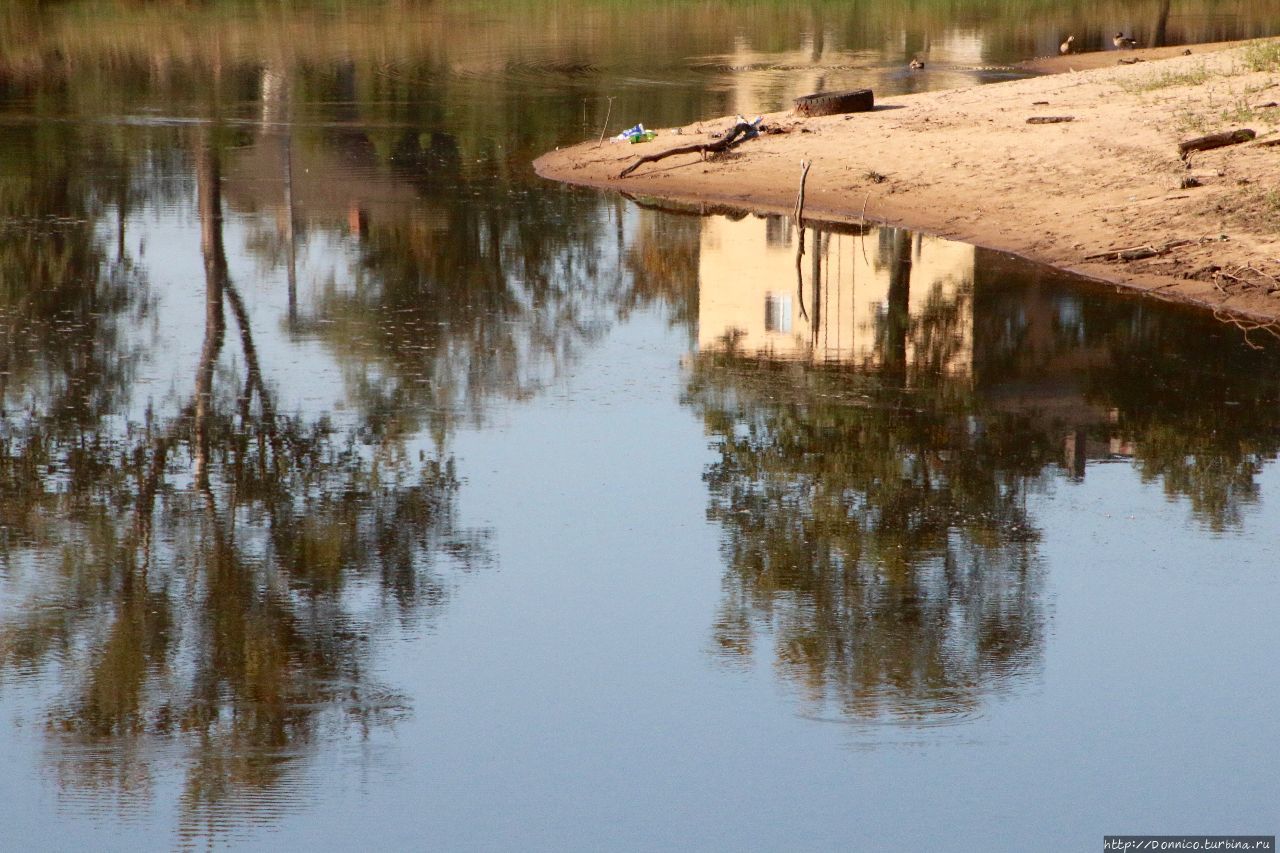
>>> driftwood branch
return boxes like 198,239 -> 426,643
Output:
618,121 -> 757,178
1084,238 -> 1197,262
793,160 -> 812,225
795,160 -> 812,322
1212,308 -> 1280,350
1178,129 -> 1256,158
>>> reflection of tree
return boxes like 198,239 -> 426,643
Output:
1089,322 -> 1280,531
685,353 -> 1049,722
269,61 -> 636,442
0,116 -> 144,539
0,136 -> 489,840
622,206 -> 701,331
972,248 -> 1280,532
1151,0 -> 1173,46
877,228 -> 912,373
687,246 -> 1280,720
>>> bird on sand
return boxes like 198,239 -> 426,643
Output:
1059,35 -> 1075,54
909,58 -> 925,69
1113,32 -> 1138,48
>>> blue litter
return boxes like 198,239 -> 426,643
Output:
616,123 -> 652,143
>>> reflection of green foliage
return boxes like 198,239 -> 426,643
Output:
1085,323 -> 1280,531
973,248 -> 1280,531
0,121 -> 140,427
294,114 -> 629,441
691,241 -> 1280,720
686,353 -> 1049,721
4,410 -> 482,831
0,138 -> 490,843
623,208 -> 701,331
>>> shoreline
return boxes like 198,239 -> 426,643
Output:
535,39 -> 1280,326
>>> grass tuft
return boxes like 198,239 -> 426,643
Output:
1119,63 -> 1211,93
1242,39 -> 1280,73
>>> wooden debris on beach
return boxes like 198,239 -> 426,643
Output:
793,89 -> 874,117
1026,116 -> 1074,124
1086,239 -> 1192,262
1178,129 -> 1256,158
618,120 -> 759,178
1084,236 -> 1225,262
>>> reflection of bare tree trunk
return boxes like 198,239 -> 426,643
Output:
196,139 -> 227,491
117,152 -> 128,264
224,281 -> 280,461
810,9 -> 824,63
1152,0 -> 1172,47
135,436 -> 170,575
0,339 -> 7,416
884,229 -> 912,371
795,227 -> 808,322
1064,429 -> 1087,480
261,65 -> 298,329
282,133 -> 297,329
810,231 -> 822,345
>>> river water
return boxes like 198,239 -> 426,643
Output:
1,2 -> 1278,849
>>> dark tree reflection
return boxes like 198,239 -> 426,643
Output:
973,249 -> 1280,532
687,233 -> 1280,723
686,354 -> 1050,722
0,135 -> 489,837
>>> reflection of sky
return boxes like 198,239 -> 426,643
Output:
114,207 -> 361,432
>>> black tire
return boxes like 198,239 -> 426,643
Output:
793,89 -> 874,117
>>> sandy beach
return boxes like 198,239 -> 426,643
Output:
536,39 -> 1280,326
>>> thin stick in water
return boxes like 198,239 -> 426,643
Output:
596,96 -> 616,148
859,192 -> 871,264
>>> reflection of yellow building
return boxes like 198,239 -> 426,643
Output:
697,215 -> 973,374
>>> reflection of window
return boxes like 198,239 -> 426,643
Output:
764,293 -> 792,332
765,215 -> 791,247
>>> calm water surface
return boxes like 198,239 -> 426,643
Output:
1,2 -> 1279,849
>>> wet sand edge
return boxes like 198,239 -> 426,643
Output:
535,39 -> 1280,327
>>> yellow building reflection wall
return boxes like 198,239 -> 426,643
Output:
697,215 -> 974,375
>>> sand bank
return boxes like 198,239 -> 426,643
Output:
536,40 -> 1280,326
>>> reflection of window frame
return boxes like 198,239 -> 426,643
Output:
765,215 -> 791,248
764,293 -> 792,333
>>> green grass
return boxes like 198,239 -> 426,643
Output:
1218,99 -> 1278,125
1265,189 -> 1280,214
1119,63 -> 1212,93
1242,39 -> 1280,73
1173,108 -> 1212,134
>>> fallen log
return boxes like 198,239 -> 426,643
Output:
1178,129 -> 1256,157
1026,116 -> 1074,124
793,89 -> 874,117
618,121 -> 757,178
